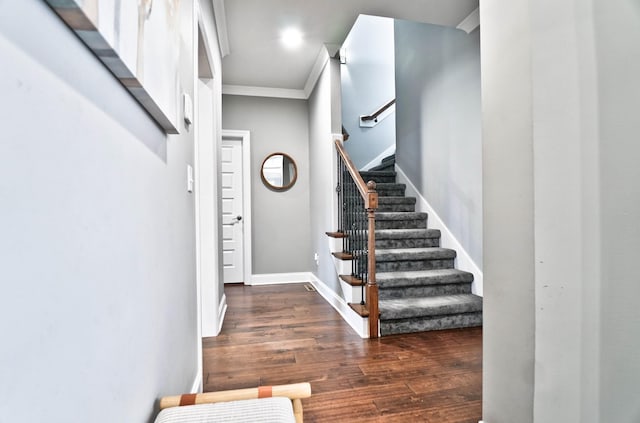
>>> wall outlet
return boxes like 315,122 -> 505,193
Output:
314,252 -> 319,266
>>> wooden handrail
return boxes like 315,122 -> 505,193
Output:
334,139 -> 379,338
360,99 -> 396,122
334,140 -> 378,210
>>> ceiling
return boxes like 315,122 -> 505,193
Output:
219,0 -> 479,93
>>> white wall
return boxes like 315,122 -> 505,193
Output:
0,1 -> 201,422
221,95 -> 312,275
309,57 -> 344,296
340,15 -> 395,169
482,0 -> 640,421
394,20 -> 483,268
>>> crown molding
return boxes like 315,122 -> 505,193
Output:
222,85 -> 307,99
303,46 -> 331,98
212,0 -> 230,57
456,7 -> 480,34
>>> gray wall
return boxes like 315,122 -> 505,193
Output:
0,1 -> 199,422
394,20 -> 482,266
222,95 -> 312,275
340,15 -> 395,169
482,0 -> 640,421
309,58 -> 343,296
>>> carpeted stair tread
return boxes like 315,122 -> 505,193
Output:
376,212 -> 427,221
376,247 -> 456,261
377,268 -> 474,288
360,170 -> 396,183
379,312 -> 482,335
377,197 -> 416,205
375,183 -> 406,190
376,228 -> 440,240
379,294 -> 483,320
375,183 -> 406,196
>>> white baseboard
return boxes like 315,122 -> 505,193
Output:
361,144 -> 396,171
395,165 -> 484,296
308,273 -> 369,338
250,272 -> 312,285
217,294 -> 227,335
190,370 -> 203,394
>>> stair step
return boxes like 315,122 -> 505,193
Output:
380,311 -> 483,335
325,231 -> 348,238
376,228 -> 440,248
375,247 -> 456,272
376,228 -> 439,239
376,247 -> 456,261
339,275 -> 364,286
379,294 -> 483,320
349,303 -> 370,317
374,183 -> 405,196
377,269 -> 473,288
376,196 -> 416,212
377,269 -> 474,298
360,170 -> 396,184
381,154 -> 396,163
375,212 -> 427,229
379,294 -> 482,335
332,252 -> 353,260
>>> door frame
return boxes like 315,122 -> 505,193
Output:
221,129 -> 253,285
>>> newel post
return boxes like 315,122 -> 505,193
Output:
366,181 -> 379,339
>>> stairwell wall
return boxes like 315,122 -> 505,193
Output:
394,20 -> 483,270
221,95 -> 312,275
0,1 -> 202,421
309,57 -> 344,297
481,0 -> 640,421
340,14 -> 396,170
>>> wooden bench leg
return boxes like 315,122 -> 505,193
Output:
292,398 -> 303,423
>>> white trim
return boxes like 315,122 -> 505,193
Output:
222,84 -> 306,99
303,47 -> 330,98
212,0 -> 230,58
395,165 -> 484,296
191,371 -> 203,394
361,144 -> 396,171
250,272 -> 312,286
308,274 -> 369,339
217,293 -> 228,334
456,7 -> 480,34
222,130 -> 253,286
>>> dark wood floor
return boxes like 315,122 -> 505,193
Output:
202,283 -> 482,422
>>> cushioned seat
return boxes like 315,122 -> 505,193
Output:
155,397 -> 296,423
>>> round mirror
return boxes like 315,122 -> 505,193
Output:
261,152 -> 298,191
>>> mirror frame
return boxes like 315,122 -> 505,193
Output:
260,152 -> 298,191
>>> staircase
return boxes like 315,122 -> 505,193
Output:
349,155 -> 482,336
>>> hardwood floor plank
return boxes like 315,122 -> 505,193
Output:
202,283 -> 482,422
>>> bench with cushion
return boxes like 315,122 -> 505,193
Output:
156,383 -> 312,423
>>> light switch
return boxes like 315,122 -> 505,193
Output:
187,164 -> 194,193
183,92 -> 193,125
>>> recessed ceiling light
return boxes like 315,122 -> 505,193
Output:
281,28 -> 303,49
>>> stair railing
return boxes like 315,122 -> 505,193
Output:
334,139 -> 379,338
360,98 -> 396,123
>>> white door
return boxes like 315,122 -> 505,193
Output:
221,139 -> 244,283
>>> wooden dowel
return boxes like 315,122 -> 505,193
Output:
293,398 -> 304,423
159,382 -> 311,409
